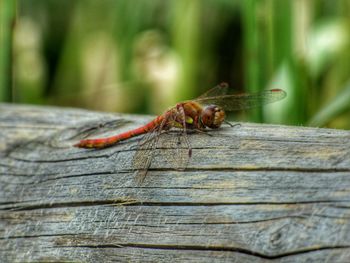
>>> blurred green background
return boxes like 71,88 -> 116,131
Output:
1,0 -> 350,128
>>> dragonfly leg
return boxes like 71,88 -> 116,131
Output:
224,120 -> 241,128
185,128 -> 213,137
176,104 -> 188,134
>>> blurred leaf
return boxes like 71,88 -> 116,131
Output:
171,0 -> 201,102
306,19 -> 350,77
0,0 -> 16,101
264,62 -> 294,124
308,80 -> 350,127
242,0 -> 261,122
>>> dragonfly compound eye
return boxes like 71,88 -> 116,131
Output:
201,105 -> 225,129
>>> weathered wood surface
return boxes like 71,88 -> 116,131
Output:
1,103 -> 350,262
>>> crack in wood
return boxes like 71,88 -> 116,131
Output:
2,200 -> 349,211
55,243 -> 350,259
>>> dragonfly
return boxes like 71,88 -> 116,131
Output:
74,83 -> 286,182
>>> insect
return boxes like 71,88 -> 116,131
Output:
74,83 -> 286,182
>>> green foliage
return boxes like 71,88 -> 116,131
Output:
0,0 -> 16,101
2,0 -> 350,129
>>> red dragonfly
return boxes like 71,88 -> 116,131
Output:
74,83 -> 286,181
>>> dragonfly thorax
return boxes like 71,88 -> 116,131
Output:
200,105 -> 225,129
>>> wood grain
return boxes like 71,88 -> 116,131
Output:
1,103 -> 350,262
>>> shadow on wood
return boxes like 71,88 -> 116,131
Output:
1,104 -> 350,262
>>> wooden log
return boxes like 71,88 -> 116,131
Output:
1,103 -> 350,262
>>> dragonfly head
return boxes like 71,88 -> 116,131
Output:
200,105 -> 225,129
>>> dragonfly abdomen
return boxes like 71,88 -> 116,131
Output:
74,115 -> 163,149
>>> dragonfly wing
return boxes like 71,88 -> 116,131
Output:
132,112 -> 175,183
196,82 -> 229,99
132,124 -> 162,184
194,89 -> 287,111
166,130 -> 192,170
132,109 -> 191,184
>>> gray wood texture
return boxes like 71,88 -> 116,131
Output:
1,103 -> 350,262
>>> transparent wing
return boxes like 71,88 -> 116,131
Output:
194,88 -> 286,111
196,82 -> 229,99
132,111 -> 191,184
132,128 -> 160,184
